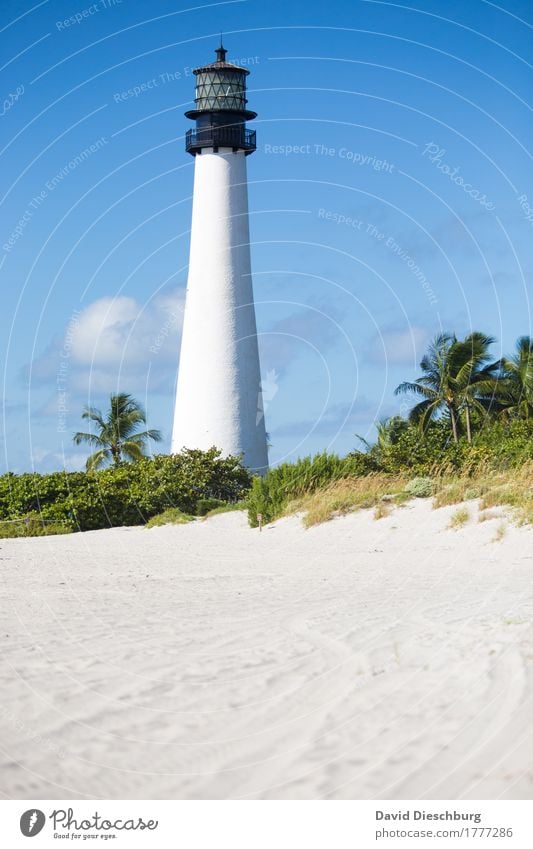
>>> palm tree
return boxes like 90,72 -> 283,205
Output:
73,393 -> 162,471
395,333 -> 461,442
453,332 -> 499,442
497,336 -> 533,420
394,332 -> 498,443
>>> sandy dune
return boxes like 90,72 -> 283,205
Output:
0,500 -> 532,800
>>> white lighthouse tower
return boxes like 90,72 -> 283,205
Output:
171,44 -> 268,473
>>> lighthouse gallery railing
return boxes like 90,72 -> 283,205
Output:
185,126 -> 256,154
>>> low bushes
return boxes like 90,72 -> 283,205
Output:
246,451 -> 376,527
404,477 -> 434,498
2,419 -> 531,536
244,420 -> 533,528
195,497 -> 227,516
0,513 -> 73,538
0,448 -> 251,535
363,418 -> 533,476
145,508 -> 194,528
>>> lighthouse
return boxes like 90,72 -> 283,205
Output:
171,44 -> 268,473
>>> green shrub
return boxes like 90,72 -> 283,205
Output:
380,420 -> 461,473
351,418 -> 533,477
404,477 -> 434,498
0,513 -> 74,538
0,448 -> 252,532
467,419 -> 533,468
247,452 -> 369,526
145,508 -> 194,528
195,497 -> 227,516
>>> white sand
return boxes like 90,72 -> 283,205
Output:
0,500 -> 531,800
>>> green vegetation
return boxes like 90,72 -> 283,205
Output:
395,332 -> 500,444
1,331 -> 531,536
195,497 -> 227,516
404,476 -> 434,498
73,393 -> 162,471
0,514 -> 73,538
246,333 -> 533,528
0,448 -> 251,537
246,452 -> 375,526
498,337 -> 533,420
249,461 -> 533,529
145,508 -> 194,528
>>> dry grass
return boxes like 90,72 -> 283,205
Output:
432,462 -> 533,525
448,507 -> 470,529
374,501 -> 392,520
283,462 -> 533,529
290,474 -> 409,528
492,522 -> 507,542
478,509 -> 501,523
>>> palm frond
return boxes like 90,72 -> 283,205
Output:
395,381 -> 437,400
86,448 -> 110,471
73,431 -> 106,447
81,407 -> 105,428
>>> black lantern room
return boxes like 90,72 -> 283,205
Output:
185,44 -> 257,156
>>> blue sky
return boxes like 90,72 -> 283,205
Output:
1,0 -> 531,472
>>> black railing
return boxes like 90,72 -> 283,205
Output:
186,127 -> 256,154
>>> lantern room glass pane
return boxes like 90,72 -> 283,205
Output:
195,70 -> 247,111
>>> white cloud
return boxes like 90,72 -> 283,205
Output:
29,289 -> 185,395
69,296 -> 141,365
68,292 -> 184,367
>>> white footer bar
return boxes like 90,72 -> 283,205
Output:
1,799 -> 531,847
